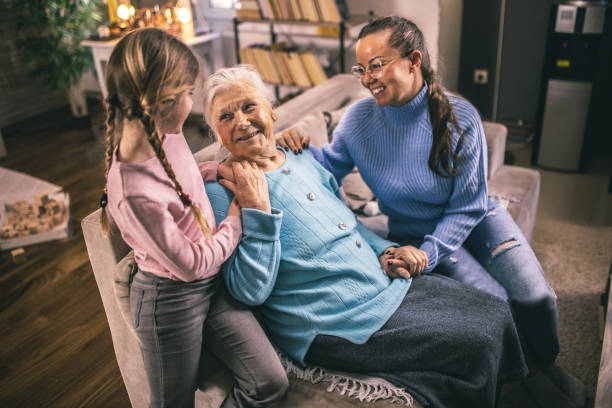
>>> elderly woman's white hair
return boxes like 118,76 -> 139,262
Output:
202,64 -> 276,132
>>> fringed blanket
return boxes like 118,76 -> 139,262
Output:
278,352 -> 415,406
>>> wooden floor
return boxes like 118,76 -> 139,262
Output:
0,102 -> 600,408
0,102 -> 131,407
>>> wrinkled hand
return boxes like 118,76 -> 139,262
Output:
219,161 -> 271,213
379,245 -> 428,279
276,127 -> 310,154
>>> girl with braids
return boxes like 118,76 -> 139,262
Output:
100,28 -> 287,408
279,16 -> 559,370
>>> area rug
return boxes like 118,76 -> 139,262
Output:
532,216 -> 612,402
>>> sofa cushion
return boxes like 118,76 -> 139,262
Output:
488,165 -> 540,243
274,74 -> 370,131
325,103 -> 355,135
291,111 -> 329,148
193,142 -> 221,163
357,214 -> 389,239
342,169 -> 376,211
483,121 -> 507,180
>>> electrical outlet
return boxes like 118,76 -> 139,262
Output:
474,69 -> 488,84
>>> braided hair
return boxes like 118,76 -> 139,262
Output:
100,28 -> 210,237
358,16 -> 465,178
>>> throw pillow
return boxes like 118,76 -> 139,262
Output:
341,168 -> 375,211
290,111 -> 329,149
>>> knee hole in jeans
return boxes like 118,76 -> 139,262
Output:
491,239 -> 520,258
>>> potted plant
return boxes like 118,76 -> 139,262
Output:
11,0 -> 102,117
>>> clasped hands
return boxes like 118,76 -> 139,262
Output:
379,246 -> 428,279
218,160 -> 271,216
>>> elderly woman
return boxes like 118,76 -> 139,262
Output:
202,66 -> 527,408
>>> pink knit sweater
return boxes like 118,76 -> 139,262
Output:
106,133 -> 241,282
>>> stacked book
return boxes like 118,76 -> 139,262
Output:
240,44 -> 328,88
236,0 -> 349,23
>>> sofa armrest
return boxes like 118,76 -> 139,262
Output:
193,142 -> 223,163
483,121 -> 507,180
81,211 -> 149,407
488,165 -> 540,242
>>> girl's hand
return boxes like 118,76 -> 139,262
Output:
219,161 -> 271,214
217,160 -> 235,183
276,128 -> 309,154
227,198 -> 241,219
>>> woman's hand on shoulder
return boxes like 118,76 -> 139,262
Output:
276,127 -> 309,154
379,246 -> 428,279
219,161 -> 271,214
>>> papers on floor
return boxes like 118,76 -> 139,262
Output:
0,167 -> 71,250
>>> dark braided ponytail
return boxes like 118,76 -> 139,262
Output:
358,16 -> 465,178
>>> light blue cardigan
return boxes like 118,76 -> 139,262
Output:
206,148 -> 411,364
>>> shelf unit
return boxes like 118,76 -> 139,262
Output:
232,15 -> 370,98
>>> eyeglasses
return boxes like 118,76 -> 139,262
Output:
351,58 -> 398,79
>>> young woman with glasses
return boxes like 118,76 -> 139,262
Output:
278,16 -> 560,372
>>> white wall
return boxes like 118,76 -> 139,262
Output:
348,0 -> 440,70
349,0 -> 462,91
438,0 -> 463,91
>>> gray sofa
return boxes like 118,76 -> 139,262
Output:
82,74 -> 540,407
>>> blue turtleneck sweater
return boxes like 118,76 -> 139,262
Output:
311,84 -> 488,273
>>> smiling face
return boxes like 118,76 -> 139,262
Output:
355,30 -> 423,107
210,83 -> 276,161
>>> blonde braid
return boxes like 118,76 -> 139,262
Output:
100,101 -> 117,235
140,110 -> 211,238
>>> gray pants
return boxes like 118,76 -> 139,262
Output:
305,274 -> 528,408
130,271 -> 288,408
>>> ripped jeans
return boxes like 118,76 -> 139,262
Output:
392,196 -> 559,366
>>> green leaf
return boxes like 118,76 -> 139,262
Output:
11,0 -> 102,91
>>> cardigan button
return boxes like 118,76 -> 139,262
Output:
355,240 -> 362,248
282,168 -> 291,174
338,222 -> 346,230
307,192 -> 316,201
